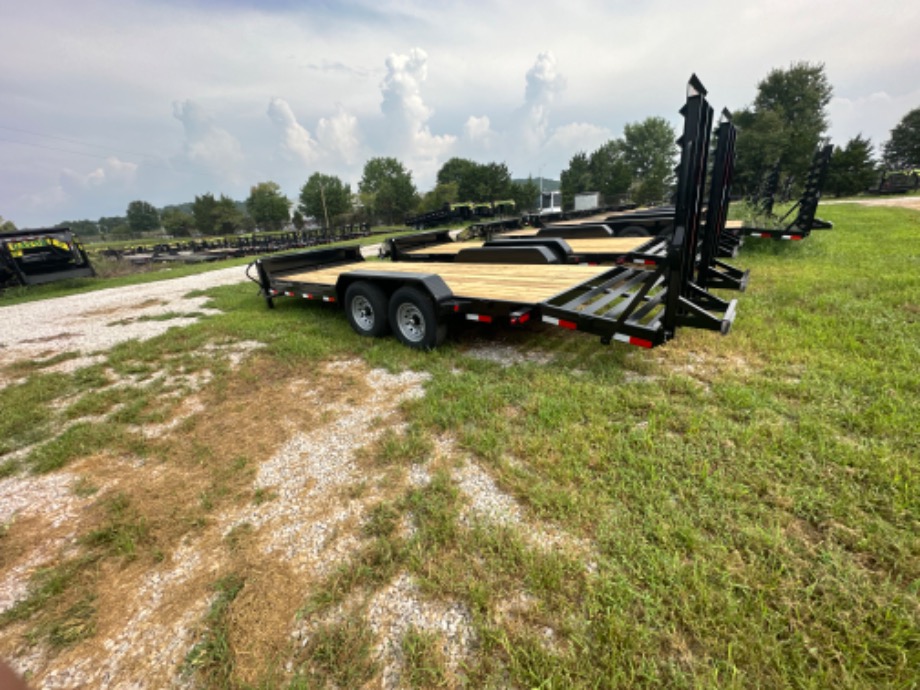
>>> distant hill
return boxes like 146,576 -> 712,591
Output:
513,177 -> 560,192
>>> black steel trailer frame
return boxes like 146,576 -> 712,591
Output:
249,75 -> 736,351
728,144 -> 834,242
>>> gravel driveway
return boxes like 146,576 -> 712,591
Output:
0,265 -> 250,377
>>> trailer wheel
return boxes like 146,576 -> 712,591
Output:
345,281 -> 390,338
389,286 -> 446,350
618,225 -> 651,238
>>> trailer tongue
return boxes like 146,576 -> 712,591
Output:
249,75 -> 736,351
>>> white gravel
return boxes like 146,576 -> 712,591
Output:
0,265 -> 249,376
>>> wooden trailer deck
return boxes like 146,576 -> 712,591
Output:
404,236 -> 650,256
284,261 -> 613,303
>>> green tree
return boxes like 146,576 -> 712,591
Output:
734,62 -> 833,194
299,173 -> 352,228
192,193 -> 219,235
213,195 -> 246,235
1,216 -> 18,233
291,210 -> 305,231
560,152 -> 592,209
827,135 -> 877,197
473,162 -> 513,203
191,194 -> 244,235
98,215 -> 128,239
622,117 -> 676,205
161,208 -> 195,237
54,219 -> 100,237
510,177 -> 540,214
437,158 -> 478,200
246,181 -> 291,231
418,182 -> 460,213
883,107 -> 920,169
126,200 -> 160,233
589,139 -> 633,202
359,157 -> 417,225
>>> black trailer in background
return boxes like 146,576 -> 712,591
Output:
725,144 -> 834,242
0,227 -> 96,289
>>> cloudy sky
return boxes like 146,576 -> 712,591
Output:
2,0 -> 918,228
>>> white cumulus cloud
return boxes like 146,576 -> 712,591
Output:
378,47 -> 455,181
317,107 -> 361,165
172,100 -> 244,179
267,97 -> 319,165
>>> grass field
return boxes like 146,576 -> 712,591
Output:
0,203 -> 917,688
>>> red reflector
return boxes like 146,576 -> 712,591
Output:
478,315 -> 492,323
759,233 -> 770,239
790,236 -> 803,241
454,304 -> 460,312
629,337 -> 654,349
559,319 -> 577,330
515,313 -> 531,325
644,259 -> 656,266
285,291 -> 295,297
327,297 -> 336,303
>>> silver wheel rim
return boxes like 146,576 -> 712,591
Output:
351,295 -> 375,331
396,302 -> 425,342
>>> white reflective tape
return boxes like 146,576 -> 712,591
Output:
543,316 -> 560,326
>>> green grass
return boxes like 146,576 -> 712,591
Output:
183,574 -> 246,687
0,203 -> 917,687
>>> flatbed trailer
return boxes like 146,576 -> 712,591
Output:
251,75 -> 736,351
725,144 -> 834,242
0,227 -> 95,289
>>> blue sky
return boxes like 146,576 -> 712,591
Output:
2,0 -> 918,228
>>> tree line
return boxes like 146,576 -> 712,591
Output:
38,156 -> 548,240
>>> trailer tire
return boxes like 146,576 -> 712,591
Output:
345,281 -> 390,338
389,286 -> 446,350
618,225 -> 651,238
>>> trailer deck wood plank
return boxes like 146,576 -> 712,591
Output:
284,261 -> 612,303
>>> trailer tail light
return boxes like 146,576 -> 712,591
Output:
613,333 -> 654,349
466,314 -> 493,323
543,316 -> 577,330
510,312 -> 531,325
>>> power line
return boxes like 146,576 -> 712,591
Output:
0,124 -> 161,160
0,136 -> 208,179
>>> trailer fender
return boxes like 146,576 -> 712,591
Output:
335,271 -> 454,313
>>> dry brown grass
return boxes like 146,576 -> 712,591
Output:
0,350 -> 439,687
